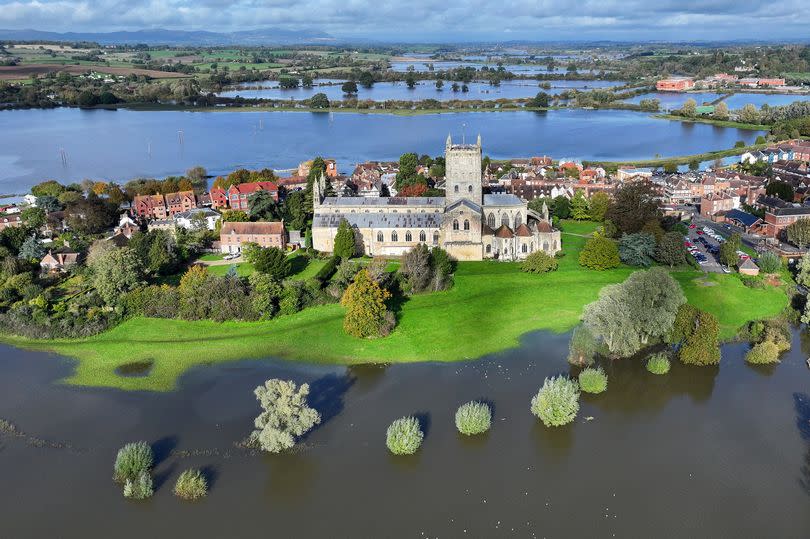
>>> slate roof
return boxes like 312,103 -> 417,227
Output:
446,199 -> 483,214
314,212 -> 443,229
724,208 -> 762,228
483,193 -> 524,207
739,258 -> 759,270
320,196 -> 444,207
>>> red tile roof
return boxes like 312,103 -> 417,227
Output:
494,224 -> 514,238
515,223 -> 533,237
536,221 -> 553,233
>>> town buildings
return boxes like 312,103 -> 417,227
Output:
0,214 -> 22,231
656,77 -> 695,91
220,221 -> 286,254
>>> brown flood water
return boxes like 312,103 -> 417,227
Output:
2,329 -> 810,538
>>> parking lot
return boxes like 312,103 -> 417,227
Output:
684,224 -> 728,274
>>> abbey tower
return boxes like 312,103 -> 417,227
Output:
444,134 -> 482,206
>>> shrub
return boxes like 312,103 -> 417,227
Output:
746,340 -> 780,364
567,324 -> 598,366
386,416 -> 423,455
174,469 -> 208,500
521,250 -> 558,273
578,236 -> 620,270
679,310 -> 721,366
123,472 -> 154,500
250,379 -> 321,453
341,269 -> 394,338
578,367 -> 608,394
455,401 -> 492,435
113,441 -> 154,483
530,376 -> 580,427
646,352 -> 671,374
757,251 -> 781,273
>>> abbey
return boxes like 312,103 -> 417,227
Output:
312,136 -> 561,261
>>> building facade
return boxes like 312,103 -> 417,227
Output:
312,137 -> 561,261
220,221 -> 286,254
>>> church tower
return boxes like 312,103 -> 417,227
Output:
444,134 -> 482,206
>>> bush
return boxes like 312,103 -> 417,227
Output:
455,401 -> 492,435
746,340 -> 780,364
521,250 -> 558,273
646,352 -> 671,374
679,310 -> 721,366
386,416 -> 423,455
113,441 -> 154,483
174,469 -> 208,500
250,379 -> 321,453
530,376 -> 580,427
578,367 -> 608,394
123,472 -> 154,500
757,251 -> 781,273
341,269 -> 394,338
578,236 -> 620,270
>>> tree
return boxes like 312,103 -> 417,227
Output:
435,79 -> 444,90
552,195 -> 571,219
247,190 -> 280,220
739,103 -> 761,125
679,310 -> 721,366
521,250 -> 558,273
90,247 -> 143,305
31,180 -> 64,198
400,243 -> 432,292
250,379 -> 321,453
395,152 -> 420,190
20,207 -> 46,229
605,182 -> 660,234
567,324 -> 598,366
221,209 -> 249,222
618,232 -> 656,267
250,247 -> 290,280
713,101 -> 729,120
655,231 -> 688,267
766,180 -> 794,202
405,72 -> 416,89
570,190 -> 589,220
358,71 -> 374,88
333,218 -> 356,259
579,236 -> 620,270
18,235 -> 44,261
680,98 -> 697,118
309,92 -> 329,109
530,376 -> 580,427
719,233 -> 742,266
301,74 -> 313,88
588,191 -> 610,222
787,219 -> 810,248
757,251 -> 781,273
65,196 -> 118,234
529,91 -> 550,108
283,190 -> 308,230
341,269 -> 393,338
341,80 -> 358,95
278,77 -> 299,89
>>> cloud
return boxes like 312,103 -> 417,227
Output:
0,0 -> 808,40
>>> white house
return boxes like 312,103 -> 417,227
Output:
174,208 -> 221,231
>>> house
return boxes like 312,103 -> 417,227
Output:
656,77 -> 695,92
147,219 -> 175,233
220,221 -> 286,254
759,195 -> 810,239
723,208 -> 763,233
164,190 -> 197,216
133,194 -> 167,220
700,191 -> 737,217
227,181 -> 279,212
738,258 -> 760,276
209,188 -> 229,209
757,78 -> 785,87
175,208 -> 221,231
40,250 -> 79,272
0,214 -> 22,231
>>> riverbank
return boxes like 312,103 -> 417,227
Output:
590,140 -> 775,168
1,222 -> 787,391
653,113 -> 770,131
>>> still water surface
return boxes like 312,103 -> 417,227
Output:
1,328 -> 810,537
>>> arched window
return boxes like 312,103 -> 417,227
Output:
419,230 -> 426,242
501,214 -> 509,227
486,244 -> 491,253
377,231 -> 383,242
463,219 -> 470,231
487,213 -> 495,228
453,219 -> 459,231
514,214 -> 522,229
392,231 -> 398,242
433,231 -> 439,245
405,231 -> 412,242
454,185 -> 459,193
543,241 -> 549,252
468,185 -> 473,193
522,243 -> 528,253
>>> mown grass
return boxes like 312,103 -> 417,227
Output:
1,221 -> 787,391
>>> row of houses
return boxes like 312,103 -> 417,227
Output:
657,74 -> 787,92
741,141 -> 810,165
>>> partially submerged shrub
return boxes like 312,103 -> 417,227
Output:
123,471 -> 154,500
455,401 -> 492,436
567,324 -> 598,366
578,367 -> 608,394
646,352 -> 671,375
746,341 -> 780,364
113,441 -> 154,483
250,379 -> 321,453
530,376 -> 580,427
386,416 -> 423,455
174,469 -> 208,500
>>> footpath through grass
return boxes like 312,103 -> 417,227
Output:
2,221 -> 787,391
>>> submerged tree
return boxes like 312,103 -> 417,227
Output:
250,379 -> 321,453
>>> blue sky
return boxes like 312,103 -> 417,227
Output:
0,0 -> 808,42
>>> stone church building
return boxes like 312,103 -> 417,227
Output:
312,136 -> 561,261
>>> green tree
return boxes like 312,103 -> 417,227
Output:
18,235 -> 44,261
521,250 -> 558,273
757,251 -> 781,273
341,80 -> 358,95
766,180 -> 794,202
681,98 -> 697,118
31,180 -> 64,198
605,182 -> 660,234
679,310 -> 721,366
20,207 -> 46,229
435,78 -> 444,90
358,71 -> 374,88
579,236 -> 620,270
618,232 -> 656,267
529,91 -> 550,108
405,72 -> 416,89
570,190 -> 589,220
341,269 -> 392,338
250,247 -> 291,280
250,379 -> 321,453
248,190 -> 280,220
301,74 -> 314,88
309,92 -> 329,109
90,247 -> 143,305
552,195 -> 571,219
395,152 -> 420,190
282,190 -> 308,230
738,103 -> 761,125
588,191 -> 610,221
333,218 -> 356,259
655,231 -> 688,267
719,233 -> 742,266
787,219 -> 810,248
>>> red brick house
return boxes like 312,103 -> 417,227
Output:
209,188 -> 228,210
700,191 -> 736,217
656,78 -> 695,91
0,214 -> 22,231
226,181 -> 279,212
165,190 -> 197,216
133,194 -> 167,220
219,221 -> 286,254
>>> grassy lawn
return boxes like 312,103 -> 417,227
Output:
1,221 -> 787,391
206,262 -> 255,277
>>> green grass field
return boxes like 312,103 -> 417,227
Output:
1,222 -> 787,391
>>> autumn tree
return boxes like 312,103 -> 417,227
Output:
341,269 -> 393,338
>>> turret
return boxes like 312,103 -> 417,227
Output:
446,133 -> 452,150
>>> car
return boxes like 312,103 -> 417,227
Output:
696,230 -> 703,235
684,241 -> 693,247
689,224 -> 696,229
720,265 -> 731,274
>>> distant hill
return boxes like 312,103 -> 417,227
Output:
0,28 -> 334,45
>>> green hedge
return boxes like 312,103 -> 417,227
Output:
313,255 -> 340,285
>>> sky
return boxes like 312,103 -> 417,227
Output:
1,0 -> 809,42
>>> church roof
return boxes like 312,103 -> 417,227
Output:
320,196 -> 444,207
484,193 -> 524,207
482,223 -> 495,236
446,198 -> 483,214
494,224 -> 514,238
314,212 -> 443,229
515,223 -> 533,237
535,220 -> 553,233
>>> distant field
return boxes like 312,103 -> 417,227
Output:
0,64 -> 191,80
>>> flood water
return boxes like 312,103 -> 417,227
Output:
625,91 -> 810,110
218,79 -> 627,101
388,60 -> 594,75
2,328 -> 810,538
0,108 -> 762,192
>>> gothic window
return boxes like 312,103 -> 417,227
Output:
405,231 -> 412,242
543,241 -> 549,251
501,213 -> 509,227
514,214 -> 522,229
433,231 -> 439,245
486,244 -> 491,254
522,243 -> 528,253
468,185 -> 473,193
487,213 -> 495,228
392,231 -> 398,242
419,230 -> 426,242
377,231 -> 383,242
453,219 -> 459,231
454,185 -> 459,193
463,219 -> 470,231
